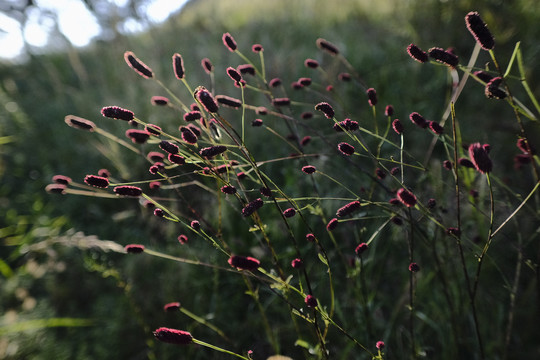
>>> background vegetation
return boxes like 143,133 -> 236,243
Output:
1,0 -> 539,358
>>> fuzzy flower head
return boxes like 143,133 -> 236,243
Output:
228,255 -> 261,271
305,294 -> 318,308
291,258 -> 303,269
163,302 -> 181,312
465,11 -> 495,51
283,208 -> 296,218
302,165 -> 316,174
397,188 -> 417,207
153,327 -> 193,345
428,47 -> 459,68
172,53 -> 185,80
336,200 -> 361,217
338,142 -> 355,156
194,86 -> 219,113
366,88 -> 378,106
222,32 -> 237,52
316,38 -> 339,56
124,51 -> 153,78
125,244 -> 145,254
65,115 -> 96,131
355,243 -> 368,256
468,142 -> 493,174
406,43 -> 428,63
242,198 -> 264,217
314,102 -> 335,119
101,106 -> 134,121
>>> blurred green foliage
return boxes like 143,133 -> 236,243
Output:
1,0 -> 539,358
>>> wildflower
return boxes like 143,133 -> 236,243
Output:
304,58 -> 319,68
316,38 -> 339,55
151,96 -> 169,106
64,115 -> 96,131
397,188 -> 417,207
338,142 -> 355,156
256,107 -> 268,115
149,181 -> 161,190
334,119 -> 359,132
392,119 -> 404,134
124,51 -> 153,78
52,175 -> 72,185
314,102 -> 335,119
84,175 -> 109,188
465,11 -> 495,51
153,327 -> 193,345
485,77 -> 506,99
226,66 -> 243,82
101,106 -> 134,121
517,138 -> 535,155
126,129 -> 150,144
459,158 -> 475,168
125,244 -> 145,253
200,145 -> 227,158
228,255 -> 261,271
473,71 -> 494,83
291,81 -> 303,90
272,98 -> 291,107
154,208 -> 164,217
298,77 -> 312,86
428,121 -> 444,135
168,153 -> 185,165
283,208 -> 296,218
336,200 -> 361,217
301,112 -> 313,120
113,185 -> 143,197
45,183 -> 66,194
338,72 -> 351,81
178,126 -> 197,144
305,294 -> 318,308
409,262 -> 420,272
385,105 -> 394,117
237,171 -> 247,180
183,111 -> 202,122
177,234 -> 188,244
302,165 -> 316,174
291,258 -> 303,269
190,220 -> 201,230
195,86 -> 219,113
443,160 -> 453,170
222,32 -> 237,52
201,58 -> 213,73
366,88 -> 377,106
428,47 -> 459,68
468,142 -> 493,174
260,187 -> 272,197
242,198 -> 264,217
326,218 -> 339,231
306,233 -> 315,242
376,341 -> 385,350
409,112 -> 428,128
172,53 -> 185,80
163,302 -> 181,312
269,78 -> 282,87
406,43 -> 428,63
355,243 -> 368,256
216,95 -> 242,109
252,43 -> 263,52
159,140 -> 179,154
221,185 -> 237,194
238,64 -> 256,76
145,124 -> 161,136
375,168 -> 386,179
252,119 -> 263,127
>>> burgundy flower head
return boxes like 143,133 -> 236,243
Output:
124,51 -> 153,78
468,142 -> 493,174
222,32 -> 237,52
195,87 -> 219,113
485,77 -> 506,99
53,175 -> 72,185
163,302 -> 181,312
159,140 -> 179,154
376,341 -> 385,350
336,200 -> 361,217
65,115 -> 96,131
201,58 -> 213,73
252,44 -> 263,53
397,188 -> 417,207
101,106 -> 134,121
428,121 -> 444,135
305,294 -> 318,308
45,184 -> 66,194
283,208 -> 296,218
338,142 -> 355,156
302,165 -> 316,174
428,47 -> 459,68
316,38 -> 339,56
315,102 -> 335,119
304,58 -> 319,68
221,185 -> 237,195
406,44 -> 428,63
180,126 -> 198,145
84,175 -> 109,188
326,218 -> 339,231
272,98 -> 291,107
355,242 -> 368,256
126,129 -> 150,144
306,233 -> 315,242
269,78 -> 282,87
409,112 -> 428,128
392,119 -> 404,134
291,258 -> 303,269
125,244 -> 145,254
242,198 -> 264,217
177,234 -> 188,244
113,185 -> 142,197
200,145 -> 227,158
465,11 -> 495,51
216,95 -> 242,109
366,88 -> 378,106
228,255 -> 260,271
172,53 -> 185,80
151,96 -> 169,106
409,262 -> 420,272
153,327 -> 193,345
385,105 -> 394,117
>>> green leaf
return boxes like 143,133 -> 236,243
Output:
318,252 -> 328,266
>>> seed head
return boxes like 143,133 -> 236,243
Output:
355,243 -> 368,256
397,188 -> 417,207
314,102 -> 335,119
172,53 -> 185,80
375,168 -> 386,179
113,185 -> 143,197
336,200 -> 361,217
468,142 -> 493,174
154,208 -> 164,217
125,244 -> 145,254
183,111 -> 202,122
65,115 -> 96,131
517,138 -> 535,155
228,255 -> 261,271
178,126 -> 197,145
459,158 -> 475,168
298,77 -> 312,86
222,32 -> 237,52
338,142 -> 355,156
392,119 -> 404,135
153,327 -> 193,345
409,262 -> 420,272
465,11 -> 495,51
334,119 -> 359,132
124,51 -> 153,78
366,88 -> 378,106
316,38 -> 339,56
201,58 -> 213,73
101,106 -> 134,121
216,95 -> 242,109
428,47 -> 459,68
194,86 -> 219,113
443,160 -> 453,170
406,44 -> 429,63
163,302 -> 181,312
242,198 -> 264,217
84,175 -> 109,188
304,294 -> 318,308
